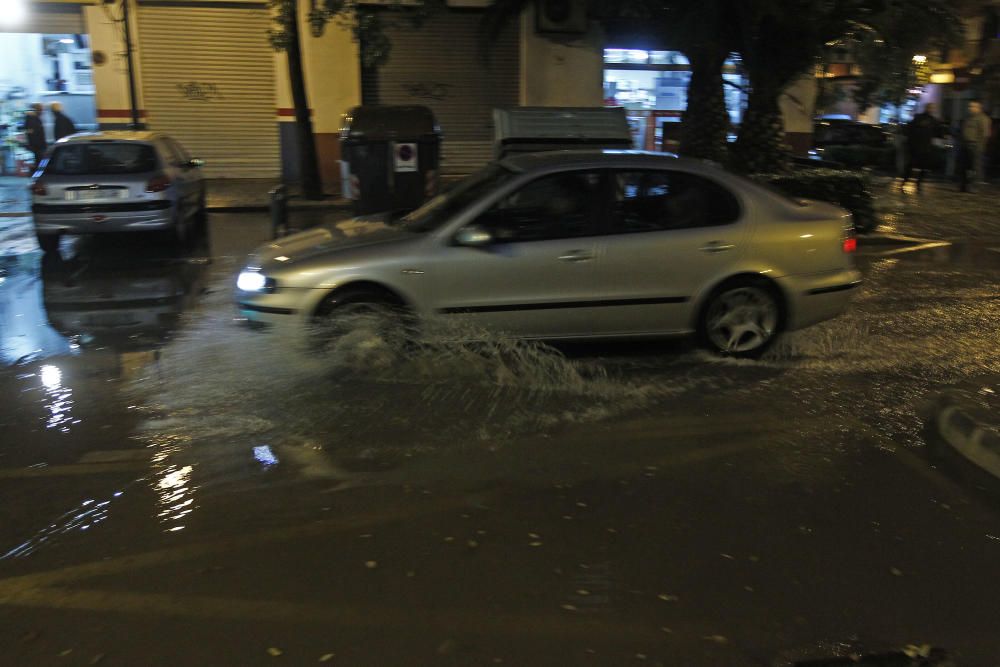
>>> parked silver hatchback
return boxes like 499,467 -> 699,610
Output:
237,151 -> 862,357
30,131 -> 206,252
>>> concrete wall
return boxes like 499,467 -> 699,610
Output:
84,2 -> 145,129
274,1 -> 361,191
519,10 -> 603,107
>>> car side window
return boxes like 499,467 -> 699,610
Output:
610,170 -> 740,233
159,138 -> 189,167
157,140 -> 184,167
169,138 -> 192,164
475,171 -> 603,242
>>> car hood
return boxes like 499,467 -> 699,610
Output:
251,215 -> 416,267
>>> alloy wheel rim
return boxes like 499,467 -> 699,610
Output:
706,287 -> 778,353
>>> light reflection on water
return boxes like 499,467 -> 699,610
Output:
38,364 -> 79,432
155,464 -> 196,531
2,494 -> 120,559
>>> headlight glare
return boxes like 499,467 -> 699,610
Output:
237,270 -> 268,292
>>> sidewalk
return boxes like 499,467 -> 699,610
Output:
205,179 -> 351,213
0,176 -> 351,216
0,176 -> 29,216
870,176 -> 1000,241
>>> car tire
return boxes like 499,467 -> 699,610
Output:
171,210 -> 189,248
194,192 -> 207,229
35,233 -> 59,254
311,287 -> 412,351
697,280 -> 783,358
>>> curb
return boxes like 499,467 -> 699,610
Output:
933,392 -> 1000,481
208,201 -> 353,214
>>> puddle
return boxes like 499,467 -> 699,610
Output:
127,281 -> 668,490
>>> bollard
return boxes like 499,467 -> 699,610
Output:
269,184 -> 288,239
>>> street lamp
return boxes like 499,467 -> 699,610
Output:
0,0 -> 28,28
912,54 -> 928,64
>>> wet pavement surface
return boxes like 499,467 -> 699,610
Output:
1,181 -> 999,666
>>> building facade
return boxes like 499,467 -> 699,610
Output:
5,0 -> 817,188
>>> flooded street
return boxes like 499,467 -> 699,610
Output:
1,183 -> 1000,666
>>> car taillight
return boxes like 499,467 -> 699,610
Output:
30,182 -> 46,196
146,174 -> 171,193
842,236 -> 857,253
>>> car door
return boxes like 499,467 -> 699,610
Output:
589,168 -> 750,336
429,169 -> 608,338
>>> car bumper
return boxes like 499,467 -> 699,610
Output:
235,288 -> 323,329
33,202 -> 175,234
779,268 -> 863,330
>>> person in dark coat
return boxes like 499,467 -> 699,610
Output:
50,102 -> 76,141
22,103 -> 47,172
900,103 -> 944,191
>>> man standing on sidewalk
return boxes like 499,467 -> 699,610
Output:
22,103 -> 47,173
959,100 -> 991,192
901,103 -> 944,192
50,102 -> 76,141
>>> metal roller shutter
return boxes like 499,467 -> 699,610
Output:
377,11 -> 518,175
137,2 -> 279,178
6,3 -> 85,34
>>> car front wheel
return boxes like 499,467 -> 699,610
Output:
699,282 -> 781,358
310,287 -> 413,354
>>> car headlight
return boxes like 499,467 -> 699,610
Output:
237,270 -> 270,292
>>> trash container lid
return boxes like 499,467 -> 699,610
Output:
340,105 -> 441,141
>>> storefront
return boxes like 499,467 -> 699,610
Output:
136,0 -> 280,178
602,48 -> 747,152
1,3 -> 97,175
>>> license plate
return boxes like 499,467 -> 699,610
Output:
66,189 -> 127,201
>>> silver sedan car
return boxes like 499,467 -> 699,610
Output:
30,131 -> 206,252
236,151 -> 861,357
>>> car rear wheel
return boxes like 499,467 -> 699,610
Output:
170,211 -> 189,247
35,233 -> 59,254
194,192 -> 207,228
699,282 -> 781,358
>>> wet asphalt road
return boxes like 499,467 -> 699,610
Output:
1,182 -> 999,666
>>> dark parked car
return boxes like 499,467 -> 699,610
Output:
813,120 -> 891,149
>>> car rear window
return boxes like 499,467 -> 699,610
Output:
45,143 -> 159,176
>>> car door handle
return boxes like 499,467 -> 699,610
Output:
557,250 -> 594,262
699,241 -> 735,253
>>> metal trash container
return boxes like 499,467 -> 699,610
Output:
339,105 -> 442,216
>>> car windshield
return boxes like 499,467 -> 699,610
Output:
44,142 -> 159,176
398,164 -> 514,233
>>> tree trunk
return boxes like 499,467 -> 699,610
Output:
286,0 -> 323,199
678,51 -> 730,163
732,84 -> 788,174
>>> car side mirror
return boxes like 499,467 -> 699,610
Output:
455,224 -> 493,247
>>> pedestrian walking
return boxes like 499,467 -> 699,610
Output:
22,103 -> 47,172
901,103 -> 944,192
958,100 -> 992,192
50,102 -> 76,141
